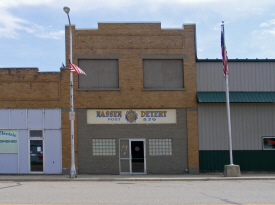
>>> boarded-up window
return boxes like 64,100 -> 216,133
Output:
78,60 -> 119,89
143,59 -> 183,89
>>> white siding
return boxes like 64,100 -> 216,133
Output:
0,110 -> 9,128
10,109 -> 27,129
0,109 -> 62,174
44,130 -> 62,174
28,110 -> 43,129
0,154 -> 18,173
44,109 -> 61,129
18,130 -> 28,173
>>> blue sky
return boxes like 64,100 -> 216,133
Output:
1,0 -> 275,72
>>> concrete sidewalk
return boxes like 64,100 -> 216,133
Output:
0,173 -> 275,181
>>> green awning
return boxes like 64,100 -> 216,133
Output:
197,92 -> 275,103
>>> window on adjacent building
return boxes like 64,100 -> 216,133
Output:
92,139 -> 116,155
149,139 -> 172,155
143,59 -> 184,89
78,59 -> 119,89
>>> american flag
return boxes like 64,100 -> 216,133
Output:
221,23 -> 228,77
70,63 -> 87,75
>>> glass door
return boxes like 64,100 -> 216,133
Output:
30,140 -> 43,172
120,139 -> 130,174
120,139 -> 146,174
131,140 -> 145,173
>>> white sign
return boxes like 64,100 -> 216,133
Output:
69,112 -> 75,120
87,109 -> 176,124
0,130 -> 18,153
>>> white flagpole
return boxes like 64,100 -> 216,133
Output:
222,21 -> 233,165
225,69 -> 233,165
64,6 -> 76,178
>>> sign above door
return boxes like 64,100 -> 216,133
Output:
87,109 -> 176,124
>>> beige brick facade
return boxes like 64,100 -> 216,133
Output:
66,23 -> 197,109
187,110 -> 199,173
0,23 -> 199,174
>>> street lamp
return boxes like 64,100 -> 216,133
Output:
63,6 -> 76,178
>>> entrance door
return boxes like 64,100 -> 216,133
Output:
131,140 -> 145,173
119,139 -> 146,174
30,140 -> 43,172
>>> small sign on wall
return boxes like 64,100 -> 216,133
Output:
0,130 -> 18,153
69,112 -> 75,120
263,137 -> 275,150
87,109 -> 176,124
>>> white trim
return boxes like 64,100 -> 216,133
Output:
119,139 -> 130,174
119,139 -> 146,175
28,129 -> 45,174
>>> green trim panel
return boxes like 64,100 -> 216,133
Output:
197,92 -> 275,103
199,150 -> 275,171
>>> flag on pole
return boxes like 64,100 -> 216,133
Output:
70,63 -> 87,75
221,22 -> 228,77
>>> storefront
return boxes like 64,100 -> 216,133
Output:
77,108 -> 188,174
0,109 -> 62,174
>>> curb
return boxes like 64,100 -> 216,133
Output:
1,177 -> 275,182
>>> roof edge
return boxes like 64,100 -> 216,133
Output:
196,59 -> 275,62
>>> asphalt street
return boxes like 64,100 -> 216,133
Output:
0,180 -> 275,204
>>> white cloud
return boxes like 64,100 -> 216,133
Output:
255,19 -> 275,39
0,0 -> 54,8
260,19 -> 275,27
260,23 -> 270,27
197,48 -> 204,52
34,26 -> 64,39
0,9 -> 30,38
263,28 -> 275,36
0,5 -> 63,39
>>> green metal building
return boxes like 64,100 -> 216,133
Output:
197,59 -> 275,172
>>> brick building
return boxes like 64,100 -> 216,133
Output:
1,23 -> 275,175
0,23 -> 199,174
67,23 -> 199,174
0,68 -> 70,174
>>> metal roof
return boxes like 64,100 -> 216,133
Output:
197,92 -> 275,103
196,59 -> 275,62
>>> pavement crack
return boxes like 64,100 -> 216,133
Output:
0,182 -> 22,190
200,192 -> 242,205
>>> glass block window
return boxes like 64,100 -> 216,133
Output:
149,139 -> 172,156
92,139 -> 116,155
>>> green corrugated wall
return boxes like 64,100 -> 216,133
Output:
199,150 -> 275,171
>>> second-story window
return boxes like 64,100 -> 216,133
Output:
78,59 -> 119,90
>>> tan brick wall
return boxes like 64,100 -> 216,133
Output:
61,111 -> 78,168
66,23 -> 197,110
0,23 -> 198,172
0,68 -> 77,170
0,69 -> 61,108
